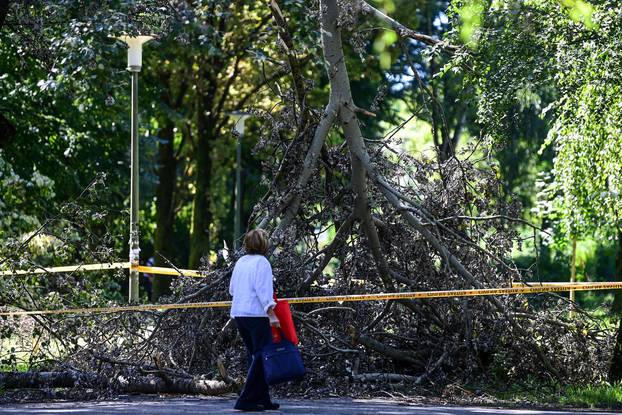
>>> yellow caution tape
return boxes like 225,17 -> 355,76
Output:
513,281 -> 601,285
4,262 -> 595,285
2,281 -> 621,317
512,282 -> 595,287
0,262 -> 131,276
136,265 -> 207,278
285,282 -> 622,304
0,263 -> 208,278
0,301 -> 230,317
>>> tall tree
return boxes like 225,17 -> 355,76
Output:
0,0 -> 15,146
464,0 -> 622,380
184,2 -> 273,269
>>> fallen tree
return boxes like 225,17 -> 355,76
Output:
0,0 -> 615,399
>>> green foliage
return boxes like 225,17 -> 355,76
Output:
463,0 -> 622,241
0,1 -> 135,238
515,236 -> 618,281
559,0 -> 596,28
561,382 -> 622,408
544,14 -> 622,238
482,381 -> 622,409
0,1 -> 284,271
0,157 -> 55,238
373,30 -> 398,69
0,360 -> 31,373
456,0 -> 486,46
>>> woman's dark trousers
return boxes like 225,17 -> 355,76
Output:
234,317 -> 272,409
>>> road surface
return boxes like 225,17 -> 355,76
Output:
0,396 -> 615,414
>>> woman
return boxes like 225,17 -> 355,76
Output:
229,229 -> 281,412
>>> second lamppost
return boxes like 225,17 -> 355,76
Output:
115,35 -> 153,303
228,111 -> 251,250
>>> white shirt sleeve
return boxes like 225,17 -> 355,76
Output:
254,258 -> 276,313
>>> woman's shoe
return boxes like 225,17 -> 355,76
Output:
234,404 -> 265,412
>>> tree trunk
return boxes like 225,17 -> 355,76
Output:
188,102 -> 213,269
570,237 -> 577,303
0,371 -> 104,389
0,371 -> 234,395
116,375 -> 234,395
0,0 -> 9,29
608,230 -> 622,382
0,112 -> 15,148
151,122 -> 177,301
0,0 -> 12,147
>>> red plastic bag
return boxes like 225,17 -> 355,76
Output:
271,294 -> 299,345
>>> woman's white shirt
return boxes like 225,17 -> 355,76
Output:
229,254 -> 276,318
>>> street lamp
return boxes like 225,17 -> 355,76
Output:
113,35 -> 153,303
228,111 -> 252,250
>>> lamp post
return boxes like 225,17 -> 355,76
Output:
228,111 -> 251,250
114,35 -> 153,303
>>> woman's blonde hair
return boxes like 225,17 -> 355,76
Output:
244,229 -> 269,255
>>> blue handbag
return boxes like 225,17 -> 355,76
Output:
261,337 -> 306,385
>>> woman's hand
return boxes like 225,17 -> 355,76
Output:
267,307 -> 280,328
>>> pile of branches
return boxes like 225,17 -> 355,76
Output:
0,0 -> 615,398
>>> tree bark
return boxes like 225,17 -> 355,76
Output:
319,0 -> 396,293
359,0 -> 458,52
0,371 -> 234,395
353,332 -> 423,367
188,85 -> 214,269
116,375 -> 234,395
609,229 -> 622,382
188,133 -> 213,269
152,122 -> 177,301
612,230 -> 622,313
0,371 -> 104,389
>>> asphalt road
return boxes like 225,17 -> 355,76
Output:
0,397 -> 615,415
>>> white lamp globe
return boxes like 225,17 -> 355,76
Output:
114,35 -> 154,71
228,111 -> 252,135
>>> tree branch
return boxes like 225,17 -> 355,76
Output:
359,0 -> 459,53
320,0 -> 396,291
298,213 -> 355,292
263,102 -> 337,232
